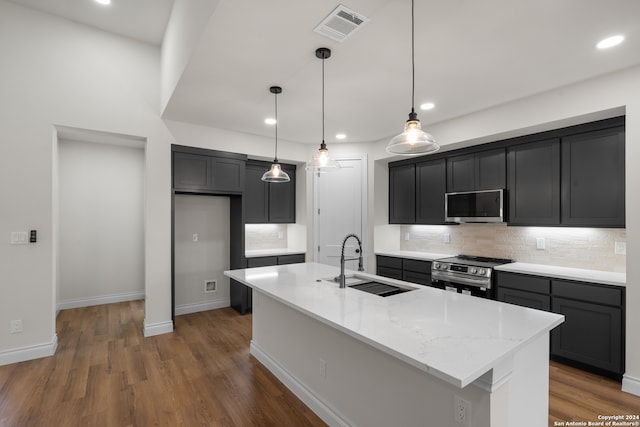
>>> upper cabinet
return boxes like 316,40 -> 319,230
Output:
389,116 -> 625,228
446,148 -> 506,192
172,146 -> 246,194
245,160 -> 296,224
416,159 -> 446,224
561,126 -> 625,227
389,163 -> 416,224
507,138 -> 561,226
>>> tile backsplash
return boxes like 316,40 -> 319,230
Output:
245,224 -> 288,251
400,224 -> 626,273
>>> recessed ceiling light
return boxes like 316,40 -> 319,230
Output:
95,0 -> 111,5
264,118 -> 276,125
596,35 -> 624,49
336,133 -> 346,140
420,102 -> 435,111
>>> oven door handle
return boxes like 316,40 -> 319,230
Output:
431,270 -> 491,288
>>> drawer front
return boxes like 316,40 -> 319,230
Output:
403,259 -> 432,274
496,272 -> 550,294
402,271 -> 431,286
246,256 -> 278,268
376,255 -> 403,270
277,254 -> 305,265
377,266 -> 403,280
552,280 -> 622,306
497,287 -> 551,311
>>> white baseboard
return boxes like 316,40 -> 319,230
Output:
57,291 -> 145,311
622,374 -> 640,397
0,334 -> 58,366
175,298 -> 230,316
143,319 -> 174,337
250,341 -> 351,427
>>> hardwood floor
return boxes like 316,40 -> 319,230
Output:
0,300 -> 638,426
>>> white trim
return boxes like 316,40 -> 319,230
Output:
175,298 -> 230,316
622,374 -> 640,397
57,291 -> 145,311
250,341 -> 351,427
0,334 -> 58,366
143,319 -> 174,337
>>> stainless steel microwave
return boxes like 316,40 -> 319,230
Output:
445,189 -> 505,223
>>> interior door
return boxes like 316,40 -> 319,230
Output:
315,157 -> 365,269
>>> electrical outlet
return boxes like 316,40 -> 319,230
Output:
192,233 -> 199,242
615,241 -> 626,255
204,280 -> 217,293
536,237 -> 545,250
278,231 -> 284,240
404,232 -> 410,241
319,358 -> 327,379
443,233 -> 451,244
454,395 -> 470,426
10,320 -> 23,334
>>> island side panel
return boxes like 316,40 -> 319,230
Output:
250,289 -> 494,427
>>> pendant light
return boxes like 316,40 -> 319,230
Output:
306,47 -> 341,173
262,86 -> 290,183
386,0 -> 439,156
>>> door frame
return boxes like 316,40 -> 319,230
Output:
312,154 -> 368,270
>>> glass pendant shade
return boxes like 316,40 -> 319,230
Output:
305,144 -> 340,172
387,112 -> 439,156
261,162 -> 290,182
262,85 -> 290,183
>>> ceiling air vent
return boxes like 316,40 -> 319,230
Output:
314,4 -> 369,42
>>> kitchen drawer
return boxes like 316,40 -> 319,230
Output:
277,254 -> 305,265
403,259 -> 431,274
247,256 -> 278,268
552,280 -> 622,306
377,255 -> 403,270
496,272 -> 550,294
497,287 -> 551,311
377,266 -> 403,280
402,271 -> 431,286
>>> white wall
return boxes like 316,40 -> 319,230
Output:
0,1 -> 175,362
174,195 -> 230,314
57,139 -> 144,309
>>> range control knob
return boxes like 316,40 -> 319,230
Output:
477,268 -> 486,276
469,267 -> 477,274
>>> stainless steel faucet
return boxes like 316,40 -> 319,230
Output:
339,233 -> 364,288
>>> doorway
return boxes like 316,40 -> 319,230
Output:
313,155 -> 368,269
55,127 -> 145,311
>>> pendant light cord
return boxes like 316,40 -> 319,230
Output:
321,54 -> 326,146
411,0 -> 415,114
274,91 -> 279,162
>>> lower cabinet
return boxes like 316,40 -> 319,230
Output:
496,271 -> 625,379
231,253 -> 306,314
376,255 -> 432,286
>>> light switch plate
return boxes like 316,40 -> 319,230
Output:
10,232 -> 28,245
536,237 -> 545,250
615,241 -> 626,255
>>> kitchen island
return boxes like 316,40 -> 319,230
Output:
225,262 -> 564,427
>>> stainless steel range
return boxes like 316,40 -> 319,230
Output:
431,255 -> 512,298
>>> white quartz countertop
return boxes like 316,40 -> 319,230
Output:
245,249 -> 306,258
375,250 -> 454,261
224,262 -> 564,388
495,262 -> 626,287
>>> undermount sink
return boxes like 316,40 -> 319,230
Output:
321,275 -> 414,297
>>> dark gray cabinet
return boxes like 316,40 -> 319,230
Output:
245,160 -> 296,224
416,159 -> 446,224
495,271 -> 625,378
561,126 -> 625,227
446,148 -> 506,193
507,138 -> 561,225
389,164 -> 415,224
376,255 -> 431,286
247,253 -> 305,267
173,147 -> 245,194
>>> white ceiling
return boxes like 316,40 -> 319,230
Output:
9,0 -> 640,145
